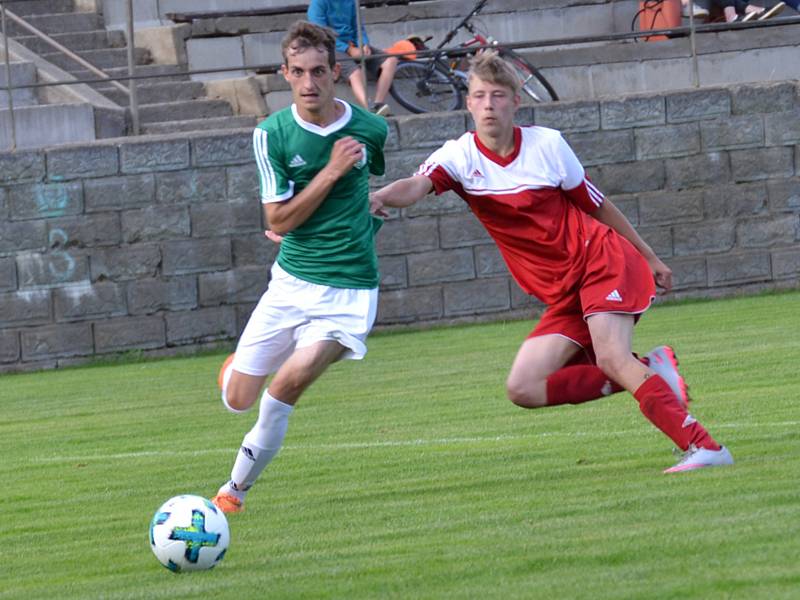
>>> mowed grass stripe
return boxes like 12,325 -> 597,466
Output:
0,291 -> 798,599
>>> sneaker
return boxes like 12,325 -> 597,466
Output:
741,9 -> 763,21
664,444 -> 734,473
758,2 -> 786,20
212,492 -> 244,514
217,353 -> 235,391
646,345 -> 691,409
682,3 -> 710,18
371,102 -> 391,116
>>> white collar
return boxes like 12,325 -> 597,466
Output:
290,99 -> 352,136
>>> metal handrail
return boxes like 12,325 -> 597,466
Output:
1,6 -> 129,95
2,12 -> 798,96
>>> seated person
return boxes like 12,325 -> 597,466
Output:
307,0 -> 398,115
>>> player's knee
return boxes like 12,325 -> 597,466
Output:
506,377 -> 546,408
594,350 -> 627,382
223,386 -> 257,413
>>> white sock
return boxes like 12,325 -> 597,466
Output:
221,391 -> 294,501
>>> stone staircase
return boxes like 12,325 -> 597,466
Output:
3,0 -> 257,138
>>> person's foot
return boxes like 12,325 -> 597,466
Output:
212,492 -> 244,514
682,2 -> 710,18
758,2 -> 786,20
741,7 -> 765,21
371,102 -> 391,116
646,345 -> 691,409
664,445 -> 734,473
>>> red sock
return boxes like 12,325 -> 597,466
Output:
545,353 -> 648,406
634,375 -> 720,451
546,365 -> 624,406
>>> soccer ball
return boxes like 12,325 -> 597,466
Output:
149,494 -> 230,572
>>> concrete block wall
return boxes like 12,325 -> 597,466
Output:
1,81 -> 799,372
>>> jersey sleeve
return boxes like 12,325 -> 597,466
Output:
253,126 -> 294,204
555,133 -> 604,214
414,141 -> 462,195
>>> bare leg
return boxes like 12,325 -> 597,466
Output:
506,334 -> 581,407
585,313 -> 649,392
373,56 -> 398,105
348,70 -> 369,108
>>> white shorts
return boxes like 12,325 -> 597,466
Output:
232,262 -> 379,377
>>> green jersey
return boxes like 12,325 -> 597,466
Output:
254,100 -> 388,289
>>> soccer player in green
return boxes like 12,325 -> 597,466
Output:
212,21 -> 388,514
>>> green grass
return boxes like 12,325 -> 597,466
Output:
1,292 -> 799,599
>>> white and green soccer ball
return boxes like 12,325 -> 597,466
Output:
149,494 -> 230,572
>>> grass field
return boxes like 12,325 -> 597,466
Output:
1,291 -> 799,599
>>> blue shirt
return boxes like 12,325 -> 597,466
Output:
307,0 -> 370,54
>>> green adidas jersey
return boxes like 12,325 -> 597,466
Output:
254,100 -> 388,289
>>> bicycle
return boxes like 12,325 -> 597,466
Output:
388,0 -> 558,114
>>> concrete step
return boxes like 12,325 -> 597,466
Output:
140,115 -> 258,135
14,29 -> 126,54
73,64 -> 190,90
4,11 -> 104,36
0,103 -> 100,150
4,0 -> 76,17
136,99 -> 234,124
0,62 -> 39,108
98,80 -> 207,106
41,47 -> 151,73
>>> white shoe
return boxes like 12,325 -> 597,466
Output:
758,2 -> 786,20
646,345 -> 690,410
664,445 -> 734,473
682,3 -> 710,18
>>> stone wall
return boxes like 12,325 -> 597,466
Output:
1,82 -> 799,371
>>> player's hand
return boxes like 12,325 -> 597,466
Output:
326,136 -> 364,179
362,45 -> 372,56
369,192 -> 389,218
265,230 -> 283,244
649,257 -> 673,294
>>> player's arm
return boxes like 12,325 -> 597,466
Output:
266,136 -> 365,236
370,175 -> 433,213
556,133 -> 673,292
592,200 -> 673,293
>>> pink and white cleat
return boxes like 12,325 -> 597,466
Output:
664,445 -> 734,473
646,345 -> 691,409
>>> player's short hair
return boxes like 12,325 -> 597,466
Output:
467,51 -> 521,95
281,21 -> 337,68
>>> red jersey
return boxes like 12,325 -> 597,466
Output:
416,126 -> 610,305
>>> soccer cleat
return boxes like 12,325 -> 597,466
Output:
664,445 -> 734,473
212,492 -> 244,514
217,353 -> 235,391
646,345 -> 691,409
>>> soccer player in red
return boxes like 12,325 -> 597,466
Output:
370,52 -> 733,473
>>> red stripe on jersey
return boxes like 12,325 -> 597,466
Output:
562,178 -> 604,214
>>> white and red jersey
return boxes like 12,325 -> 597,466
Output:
416,126 -> 610,305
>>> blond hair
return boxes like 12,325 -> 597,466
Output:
467,51 -> 521,95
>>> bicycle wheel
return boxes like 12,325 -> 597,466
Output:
498,49 -> 558,104
390,60 -> 463,114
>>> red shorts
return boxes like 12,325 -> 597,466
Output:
528,232 -> 656,349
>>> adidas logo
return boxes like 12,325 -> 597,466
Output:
605,289 -> 623,302
240,446 -> 256,461
471,168 -> 484,178
289,154 -> 307,167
